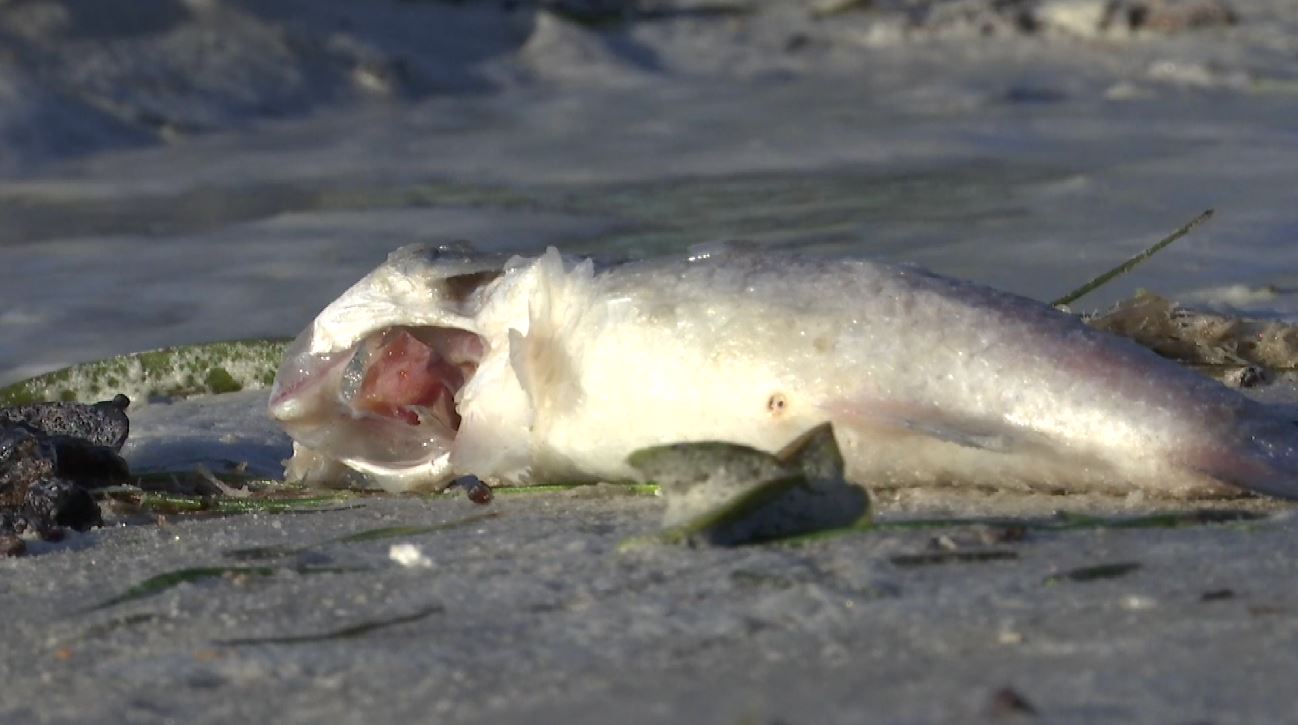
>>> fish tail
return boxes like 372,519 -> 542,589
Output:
1187,419 -> 1298,500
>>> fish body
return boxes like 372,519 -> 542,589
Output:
269,244 -> 1298,499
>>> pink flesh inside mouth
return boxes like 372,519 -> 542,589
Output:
355,327 -> 484,432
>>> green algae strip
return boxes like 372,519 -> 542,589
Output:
810,0 -> 873,17
86,565 -> 359,612
110,486 -> 361,516
92,513 -> 500,611
336,512 -> 501,542
890,550 -> 1019,567
1045,509 -> 1266,530
130,471 -> 286,489
548,1 -> 751,26
213,604 -> 446,646
768,508 -> 1269,547
0,338 -> 289,405
107,470 -> 366,516
492,482 -> 661,496
866,509 -> 1267,534
1052,209 -> 1213,309
1044,561 -> 1142,584
120,476 -> 654,521
223,511 -> 502,561
76,612 -> 171,640
135,492 -> 361,515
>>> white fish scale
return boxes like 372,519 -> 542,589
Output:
531,253 -> 1262,491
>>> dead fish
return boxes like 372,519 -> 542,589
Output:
269,244 -> 1298,499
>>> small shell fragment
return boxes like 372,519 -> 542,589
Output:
388,543 -> 433,568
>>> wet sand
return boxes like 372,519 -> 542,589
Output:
4,391 -> 1298,723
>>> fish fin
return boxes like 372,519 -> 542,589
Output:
826,399 -> 1051,455
508,250 -> 594,419
450,348 -> 535,482
1184,426 -> 1298,500
451,408 -> 534,484
509,325 -> 582,423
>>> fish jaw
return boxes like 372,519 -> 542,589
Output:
269,323 -> 473,491
1180,413 -> 1298,500
268,244 -> 524,491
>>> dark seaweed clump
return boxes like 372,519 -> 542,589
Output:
0,395 -> 131,546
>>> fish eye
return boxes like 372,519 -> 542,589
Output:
767,393 -> 788,416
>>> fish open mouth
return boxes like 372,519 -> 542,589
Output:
270,324 -> 487,474
344,326 -> 485,434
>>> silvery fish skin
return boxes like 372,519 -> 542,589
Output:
269,244 -> 1298,499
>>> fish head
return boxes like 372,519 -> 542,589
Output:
268,243 -> 517,491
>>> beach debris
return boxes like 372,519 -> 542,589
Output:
1036,0 -> 1235,36
222,512 -> 501,562
542,0 -> 752,26
671,504 -> 1269,548
87,564 -> 358,612
106,487 -> 360,519
1046,509 -> 1266,529
626,423 -> 870,546
190,465 -> 254,499
810,0 -> 873,18
1053,209 -> 1212,309
1222,365 -> 1269,389
0,532 -> 26,557
979,524 -> 1030,544
0,340 -> 286,407
1121,594 -> 1158,610
909,0 -> 1039,36
854,0 -> 1237,39
985,686 -> 1039,717
1043,561 -> 1142,584
1087,291 -> 1298,385
389,543 -> 434,569
1124,0 -> 1237,32
488,482 -> 659,497
0,394 -> 130,449
889,550 -> 1019,567
20,477 -> 102,533
0,396 -> 134,535
928,526 -> 1030,549
453,475 -> 495,505
212,604 -> 445,647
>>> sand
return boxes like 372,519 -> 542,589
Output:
5,1 -> 1298,721
0,390 -> 1293,723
